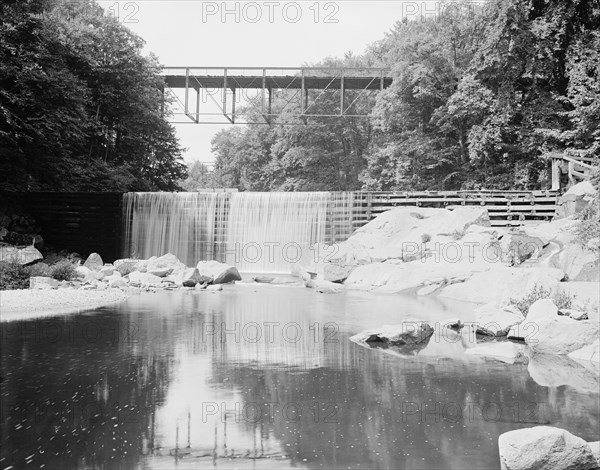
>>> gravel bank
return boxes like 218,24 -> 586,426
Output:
0,288 -> 129,322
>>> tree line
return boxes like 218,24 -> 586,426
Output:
203,0 -> 599,192
1,0 -> 187,191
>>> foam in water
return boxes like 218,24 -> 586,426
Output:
122,192 -> 354,273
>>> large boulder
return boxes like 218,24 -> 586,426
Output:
527,299 -> 558,322
498,426 -> 598,470
475,304 -> 524,336
128,271 -> 163,287
327,206 -> 490,264
439,266 -> 565,306
83,253 -> 103,271
171,267 -> 211,287
0,245 -> 43,265
196,260 -> 241,284
555,181 -> 597,219
524,315 -> 599,355
323,263 -> 355,283
146,253 -> 186,277
114,258 -> 148,276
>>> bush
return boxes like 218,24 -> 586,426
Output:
50,260 -> 77,281
573,169 -> 600,249
510,284 -> 576,316
25,262 -> 51,278
0,261 -> 30,290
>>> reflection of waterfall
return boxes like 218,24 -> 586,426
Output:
122,192 -> 354,272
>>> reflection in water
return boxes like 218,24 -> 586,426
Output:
1,287 -> 598,469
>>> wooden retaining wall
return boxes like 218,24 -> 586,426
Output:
1,192 -> 123,261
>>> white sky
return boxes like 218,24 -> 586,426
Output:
96,1 -> 430,164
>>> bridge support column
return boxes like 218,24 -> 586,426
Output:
551,157 -> 561,191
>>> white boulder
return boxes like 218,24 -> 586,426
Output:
108,277 -> 128,288
525,315 -> 599,355
527,354 -> 600,394
128,271 -> 163,287
146,253 -> 186,277
114,258 -> 148,275
475,304 -> 524,336
196,260 -> 241,284
527,299 -> 558,322
83,253 -> 103,271
206,284 -> 223,291
498,426 -> 598,470
556,181 -> 597,219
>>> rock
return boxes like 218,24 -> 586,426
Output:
109,277 -> 128,288
128,271 -> 163,287
146,253 -> 186,277
439,266 -> 565,305
83,253 -> 103,271
100,265 -> 116,277
351,320 -> 434,349
207,284 -> 223,291
326,206 -> 490,264
195,283 -> 207,291
323,263 -> 355,283
589,442 -> 600,466
465,342 -> 526,364
498,232 -> 545,265
568,309 -> 588,320
568,339 -> 600,365
305,278 -> 344,294
525,315 -> 599,355
75,265 -> 92,278
32,234 -> 44,250
253,275 -> 275,283
528,353 -> 600,394
527,299 -> 558,322
556,181 -> 597,219
29,276 -> 59,289
196,260 -> 241,284
475,304 -> 524,336
498,426 -> 598,470
0,245 -> 43,265
114,258 -> 148,276
588,238 -> 600,251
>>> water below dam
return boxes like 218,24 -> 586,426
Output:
2,285 -> 598,469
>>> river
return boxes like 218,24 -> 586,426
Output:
1,285 -> 598,469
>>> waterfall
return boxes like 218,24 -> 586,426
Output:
122,192 -> 354,273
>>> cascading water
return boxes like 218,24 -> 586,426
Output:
122,191 -> 355,273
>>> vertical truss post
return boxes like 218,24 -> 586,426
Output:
340,69 -> 345,116
380,69 -> 384,91
195,87 -> 200,123
184,67 -> 189,115
223,68 -> 228,117
268,87 -> 272,115
232,88 -> 236,124
261,68 -> 266,114
300,69 -> 305,114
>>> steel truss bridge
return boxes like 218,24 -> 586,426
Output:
161,67 -> 393,124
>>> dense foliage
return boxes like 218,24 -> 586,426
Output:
0,0 -> 186,191
209,0 -> 600,191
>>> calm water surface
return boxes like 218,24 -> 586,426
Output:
2,285 -> 599,470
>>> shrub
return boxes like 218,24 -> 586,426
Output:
50,260 -> 77,281
510,283 -> 576,316
25,262 -> 51,278
0,261 -> 30,290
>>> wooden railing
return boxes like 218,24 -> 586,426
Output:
551,154 -> 598,190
